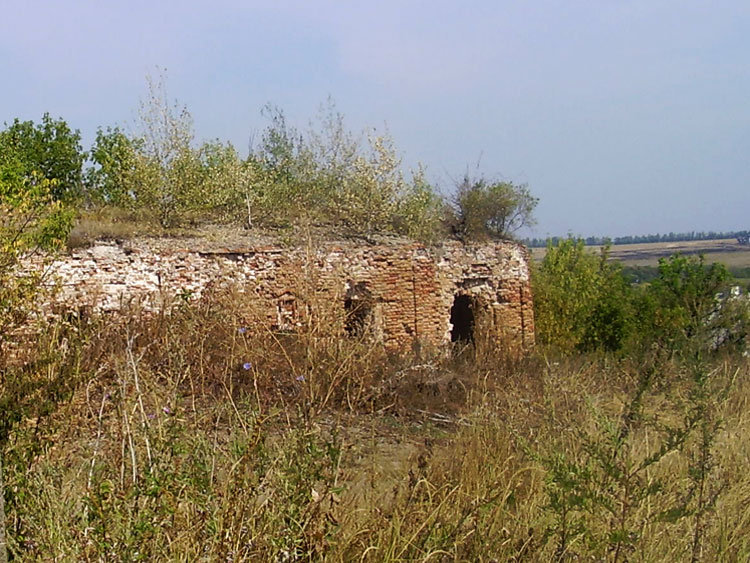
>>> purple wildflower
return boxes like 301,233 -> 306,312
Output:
162,406 -> 172,415
296,375 -> 305,382
238,327 -> 247,334
242,362 -> 252,371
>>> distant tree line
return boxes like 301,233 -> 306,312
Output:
525,230 -> 748,248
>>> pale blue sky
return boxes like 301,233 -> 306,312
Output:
2,1 -> 749,237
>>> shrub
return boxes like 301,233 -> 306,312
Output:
533,238 -> 632,353
251,102 -> 446,240
85,126 -> 142,208
5,85 -> 534,243
534,243 -> 743,356
0,113 -> 85,202
635,253 -> 731,351
86,73 -> 232,228
1,149 -> 74,563
0,156 -> 73,345
391,166 -> 447,243
449,174 -> 537,240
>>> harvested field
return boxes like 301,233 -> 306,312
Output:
532,238 -> 750,268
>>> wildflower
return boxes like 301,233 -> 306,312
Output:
162,406 -> 172,415
147,413 -> 155,420
242,362 -> 252,371
296,375 -> 305,382
238,327 -> 247,334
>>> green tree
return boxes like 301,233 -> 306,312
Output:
636,254 -> 730,350
392,166 -> 447,243
251,101 -> 445,239
0,151 -> 73,563
335,133 -> 405,235
86,73 -> 221,228
85,126 -> 143,207
195,139 -> 257,224
251,104 -> 316,226
134,73 -> 205,227
533,238 -> 632,353
0,158 -> 72,342
450,174 -> 538,240
0,113 -> 85,202
87,92 -> 447,239
452,174 -> 539,240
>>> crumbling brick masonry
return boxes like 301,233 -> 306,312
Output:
32,238 -> 535,352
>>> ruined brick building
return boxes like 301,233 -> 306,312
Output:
33,237 -> 535,352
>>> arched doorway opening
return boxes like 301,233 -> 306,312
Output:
344,283 -> 372,337
450,294 -> 475,343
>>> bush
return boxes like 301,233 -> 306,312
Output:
1,148 -> 74,563
4,79 -> 541,243
86,126 -> 143,208
391,166 -> 447,243
0,113 -> 85,202
0,154 -> 73,344
635,254 -> 732,351
87,73 -> 249,228
251,102 -> 446,240
85,94 -> 447,239
533,242 -> 744,356
533,238 -> 632,353
449,174 -> 537,240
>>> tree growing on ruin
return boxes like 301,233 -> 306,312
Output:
449,174 -> 538,240
251,101 -> 446,239
87,71 -> 244,227
85,126 -> 144,208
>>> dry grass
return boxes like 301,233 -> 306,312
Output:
3,286 -> 750,561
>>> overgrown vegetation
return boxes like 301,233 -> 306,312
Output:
533,238 -> 632,353
1,230 -> 749,559
2,73 -> 533,244
5,75 -> 750,561
449,173 -> 537,241
533,237 -> 746,356
0,135 -> 75,563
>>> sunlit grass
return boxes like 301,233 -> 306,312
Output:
3,288 -> 750,561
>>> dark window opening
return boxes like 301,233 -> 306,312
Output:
344,297 -> 371,337
450,294 -> 475,342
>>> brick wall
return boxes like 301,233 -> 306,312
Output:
26,238 -> 535,352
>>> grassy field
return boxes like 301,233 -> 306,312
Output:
3,282 -> 750,561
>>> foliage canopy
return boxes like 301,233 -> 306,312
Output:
0,113 -> 85,202
450,174 -> 538,241
3,74 -> 534,244
533,238 -> 631,353
534,238 -> 743,355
